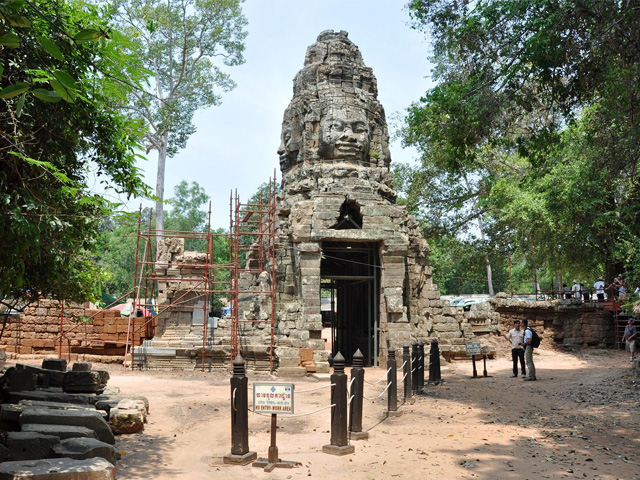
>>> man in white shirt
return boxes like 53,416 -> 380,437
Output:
594,277 -> 605,302
504,320 -> 526,378
571,279 -> 581,299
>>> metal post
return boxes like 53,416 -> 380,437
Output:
411,341 -> 419,395
349,349 -> 368,440
482,354 -> 488,377
386,347 -> 401,416
323,352 -> 355,455
224,355 -> 256,465
418,341 -> 425,392
428,338 -> 442,383
403,344 -> 412,402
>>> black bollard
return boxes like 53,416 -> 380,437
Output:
349,349 -> 368,440
223,355 -> 257,465
386,346 -> 402,416
418,341 -> 425,393
403,344 -> 412,403
411,341 -> 419,395
428,338 -> 442,383
323,352 -> 355,455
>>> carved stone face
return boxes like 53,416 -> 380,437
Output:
318,106 -> 370,162
277,113 -> 301,170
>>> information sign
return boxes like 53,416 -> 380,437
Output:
253,382 -> 295,414
465,343 -> 482,356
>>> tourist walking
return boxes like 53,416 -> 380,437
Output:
504,319 -> 526,378
522,319 -> 537,381
623,318 -> 637,362
594,277 -> 605,302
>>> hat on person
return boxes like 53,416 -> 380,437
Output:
598,277 -> 604,281
573,279 -> 578,283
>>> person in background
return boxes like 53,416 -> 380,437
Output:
504,319 -> 526,378
563,284 -> 572,299
580,283 -> 591,302
522,319 -> 537,381
594,277 -> 606,302
623,318 -> 637,362
571,279 -> 581,299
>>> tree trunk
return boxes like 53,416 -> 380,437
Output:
556,270 -> 563,298
155,137 -> 168,239
464,176 -> 495,296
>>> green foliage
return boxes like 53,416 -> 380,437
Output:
0,0 -> 149,319
402,0 -> 640,292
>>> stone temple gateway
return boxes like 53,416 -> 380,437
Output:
271,30 -> 473,374
137,30 -> 474,372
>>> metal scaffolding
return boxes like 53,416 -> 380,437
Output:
128,172 -> 277,372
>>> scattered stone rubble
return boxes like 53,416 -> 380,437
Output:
0,358 -> 148,478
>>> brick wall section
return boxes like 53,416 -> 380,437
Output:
1,299 -> 151,356
489,297 -> 616,348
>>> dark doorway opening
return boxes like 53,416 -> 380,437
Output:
321,241 -> 379,366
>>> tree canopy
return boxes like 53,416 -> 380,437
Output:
0,0 -> 149,315
401,0 -> 640,292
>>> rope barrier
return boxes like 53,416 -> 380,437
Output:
363,367 -> 392,385
295,383 -> 335,393
347,394 -> 355,406
401,372 -> 408,382
411,367 -> 417,373
397,360 -> 407,371
363,381 -> 392,401
232,388 -> 237,412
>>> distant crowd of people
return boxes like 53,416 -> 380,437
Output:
560,276 -> 640,302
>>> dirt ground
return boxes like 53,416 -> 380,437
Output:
19,345 -> 640,480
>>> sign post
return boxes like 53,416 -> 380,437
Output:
252,382 -> 299,472
465,343 -> 482,379
466,343 -> 490,379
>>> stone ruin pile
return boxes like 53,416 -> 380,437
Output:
0,358 -> 148,479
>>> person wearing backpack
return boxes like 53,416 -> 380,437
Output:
521,319 -> 537,381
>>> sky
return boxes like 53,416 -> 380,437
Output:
109,0 -> 435,229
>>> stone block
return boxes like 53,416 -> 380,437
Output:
4,368 -> 37,392
72,363 -> 92,372
53,438 -> 121,465
62,371 -> 109,393
5,432 -> 60,461
0,458 -> 116,480
108,407 -> 144,434
22,423 -> 98,440
41,359 -> 67,372
19,408 -> 114,445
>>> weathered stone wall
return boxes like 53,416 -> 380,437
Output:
1,299 -> 148,359
488,296 -> 615,348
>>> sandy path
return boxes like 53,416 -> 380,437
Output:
101,348 -> 640,480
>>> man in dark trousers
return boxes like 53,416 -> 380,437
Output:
504,319 -> 526,378
522,319 -> 537,381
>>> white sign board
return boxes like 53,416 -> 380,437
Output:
465,343 -> 482,356
253,382 -> 295,414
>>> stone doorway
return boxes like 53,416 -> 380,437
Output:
320,241 -> 380,366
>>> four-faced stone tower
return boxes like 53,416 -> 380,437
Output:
273,30 -> 472,374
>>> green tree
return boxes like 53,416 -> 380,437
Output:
0,0 -> 148,331
404,0 -> 640,288
109,0 -> 247,236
